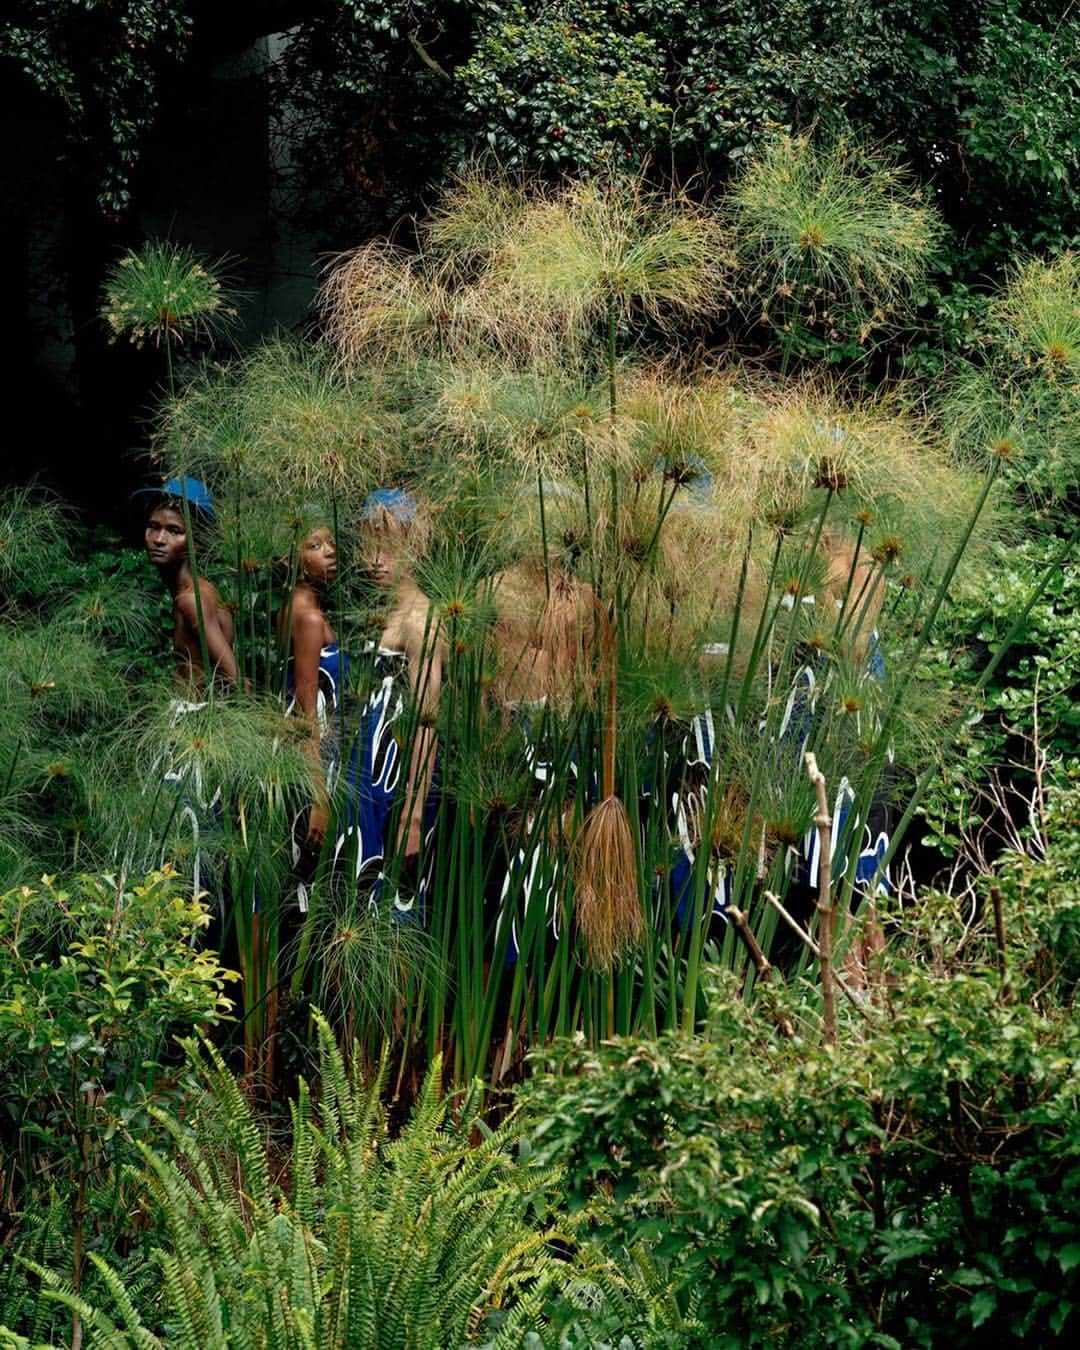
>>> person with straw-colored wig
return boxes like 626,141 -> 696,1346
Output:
354,488 -> 445,917
488,484 -> 598,964
775,525 -> 891,981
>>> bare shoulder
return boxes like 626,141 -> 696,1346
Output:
569,574 -> 598,618
177,578 -> 222,615
292,603 -> 325,633
493,564 -> 544,616
402,589 -> 444,656
197,576 -> 225,611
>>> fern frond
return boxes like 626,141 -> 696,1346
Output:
291,1078 -> 316,1230
84,1253 -> 161,1350
22,1259 -> 134,1350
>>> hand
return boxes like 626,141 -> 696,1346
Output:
401,813 -> 423,861
306,800 -> 329,851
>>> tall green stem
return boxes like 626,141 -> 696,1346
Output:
536,450 -> 551,601
162,338 -> 214,685
606,300 -> 618,421
178,476 -> 213,686
856,522 -> 1077,901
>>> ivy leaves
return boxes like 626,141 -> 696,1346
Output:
0,1 -> 192,216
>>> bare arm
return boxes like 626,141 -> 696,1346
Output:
399,614 -> 444,859
290,607 -> 326,724
823,538 -> 884,655
177,583 -> 238,683
290,606 -> 331,848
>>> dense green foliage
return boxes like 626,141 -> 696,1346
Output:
0,21 -> 1077,1337
0,870 -> 234,1343
8,4 -> 1077,291
7,1016 -> 586,1348
522,781 -> 1080,1346
272,2 -> 1080,284
0,1 -> 192,216
0,489 -> 167,886
920,531 -> 1079,858
3,792 -> 1078,1345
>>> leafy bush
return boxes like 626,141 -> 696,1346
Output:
521,782 -> 1080,1346
919,530 -> 1079,858
0,869 -> 235,1339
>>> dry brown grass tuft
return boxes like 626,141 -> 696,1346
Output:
573,794 -> 643,970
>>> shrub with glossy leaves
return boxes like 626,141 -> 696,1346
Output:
522,781 -> 1080,1346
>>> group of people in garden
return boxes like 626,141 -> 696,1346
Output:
140,470 -> 891,968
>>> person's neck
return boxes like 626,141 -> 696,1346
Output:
157,556 -> 193,600
295,577 -> 324,603
392,571 -> 421,604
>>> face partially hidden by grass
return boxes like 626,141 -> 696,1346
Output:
359,499 -> 428,592
77,162 -> 1031,1090
298,525 -> 338,587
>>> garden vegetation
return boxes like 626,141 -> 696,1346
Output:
0,8 -> 1077,1344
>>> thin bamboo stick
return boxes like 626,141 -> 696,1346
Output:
804,751 -> 837,1044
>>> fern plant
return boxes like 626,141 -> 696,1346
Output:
23,1013 -> 586,1348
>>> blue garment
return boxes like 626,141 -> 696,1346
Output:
775,633 -> 892,898
337,646 -> 410,884
495,701 -> 575,964
663,707 -> 732,929
122,697 -> 224,920
286,642 -> 434,920
285,640 -> 350,789
497,699 -> 730,962
664,624 -> 892,928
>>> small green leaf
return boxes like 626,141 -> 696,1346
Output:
970,1289 -> 997,1327
1058,1243 -> 1080,1273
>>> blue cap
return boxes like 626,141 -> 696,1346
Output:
133,476 -> 215,523
362,487 -> 416,523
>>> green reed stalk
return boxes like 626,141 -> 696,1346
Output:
879,465 -> 1001,731
716,525 -> 754,718
787,466 -> 1017,1007
760,490 -> 835,722
832,565 -> 885,656
629,732 -> 663,1038
797,471 -> 1003,963
838,518 -> 868,622
733,531 -> 786,724
277,527 -> 301,700
232,457 -> 247,689
623,478 -> 681,615
0,740 -> 21,806
606,300 -> 618,420
680,496 -> 834,1031
580,429 -> 596,590
331,491 -> 346,761
177,478 -> 213,685
536,453 -> 551,601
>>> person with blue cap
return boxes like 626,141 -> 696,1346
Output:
139,476 -> 238,689
126,477 -> 236,924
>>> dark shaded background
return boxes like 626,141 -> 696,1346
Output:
1,11 -> 343,521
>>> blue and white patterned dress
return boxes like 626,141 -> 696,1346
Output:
664,619 -> 892,932
286,642 -> 433,919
